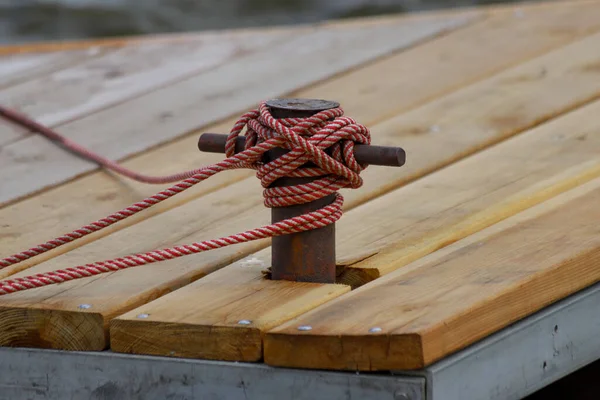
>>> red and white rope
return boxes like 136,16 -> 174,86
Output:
0,101 -> 370,296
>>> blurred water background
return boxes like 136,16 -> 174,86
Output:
0,0 -> 539,44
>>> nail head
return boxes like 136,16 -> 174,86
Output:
78,304 -> 92,309
238,319 -> 252,325
297,325 -> 313,331
137,313 -> 150,319
369,327 -> 383,333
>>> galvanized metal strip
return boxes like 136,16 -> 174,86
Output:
414,281 -> 600,400
0,348 -> 425,400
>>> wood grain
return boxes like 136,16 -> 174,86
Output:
2,6 -> 600,352
0,30 -> 285,139
279,99 -> 600,286
110,97 -> 600,361
111,260 -> 349,361
0,13 -> 472,206
264,177 -> 600,371
0,50 -> 107,90
295,0 -> 600,126
0,49 -> 111,146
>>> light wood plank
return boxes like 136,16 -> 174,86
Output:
295,0 -> 600,125
111,262 -> 350,361
1,0 -> 598,278
0,50 -> 100,89
109,97 -> 600,361
264,177 -> 600,371
2,32 -> 600,351
0,13 -> 473,206
0,49 -> 112,146
0,30 -> 286,137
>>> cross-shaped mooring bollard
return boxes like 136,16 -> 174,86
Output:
197,98 -> 405,284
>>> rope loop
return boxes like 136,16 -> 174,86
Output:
226,101 -> 371,207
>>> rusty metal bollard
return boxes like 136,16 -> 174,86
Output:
197,98 -> 405,284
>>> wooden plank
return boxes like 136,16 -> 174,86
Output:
0,30 -> 286,136
3,31 -> 600,352
0,49 -> 111,146
294,0 -> 600,125
111,263 -> 350,362
1,0 -> 598,277
0,12 -> 473,206
0,50 -> 103,89
264,176 -> 600,371
0,30 -> 272,56
109,97 -> 600,361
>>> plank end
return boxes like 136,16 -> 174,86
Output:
0,306 -> 106,350
109,272 -> 351,362
110,319 -> 263,362
264,330 -> 425,371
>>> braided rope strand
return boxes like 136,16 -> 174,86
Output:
0,102 -> 370,295
0,196 -> 343,295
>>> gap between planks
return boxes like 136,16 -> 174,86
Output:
1,2 -> 600,353
2,0 -> 598,277
110,97 -> 600,362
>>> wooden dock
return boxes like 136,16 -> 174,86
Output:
1,1 -> 600,398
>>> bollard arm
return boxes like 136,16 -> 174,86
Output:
197,133 -> 405,167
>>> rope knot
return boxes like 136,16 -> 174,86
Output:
225,101 -> 371,208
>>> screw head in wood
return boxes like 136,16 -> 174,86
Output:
238,320 -> 252,325
78,304 -> 92,309
297,325 -> 313,331
369,327 -> 382,333
137,313 -> 150,319
239,257 -> 264,268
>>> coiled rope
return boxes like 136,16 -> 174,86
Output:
0,102 -> 370,296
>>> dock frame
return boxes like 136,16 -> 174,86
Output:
2,280 -> 600,400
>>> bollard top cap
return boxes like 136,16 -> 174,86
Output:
266,98 -> 340,112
